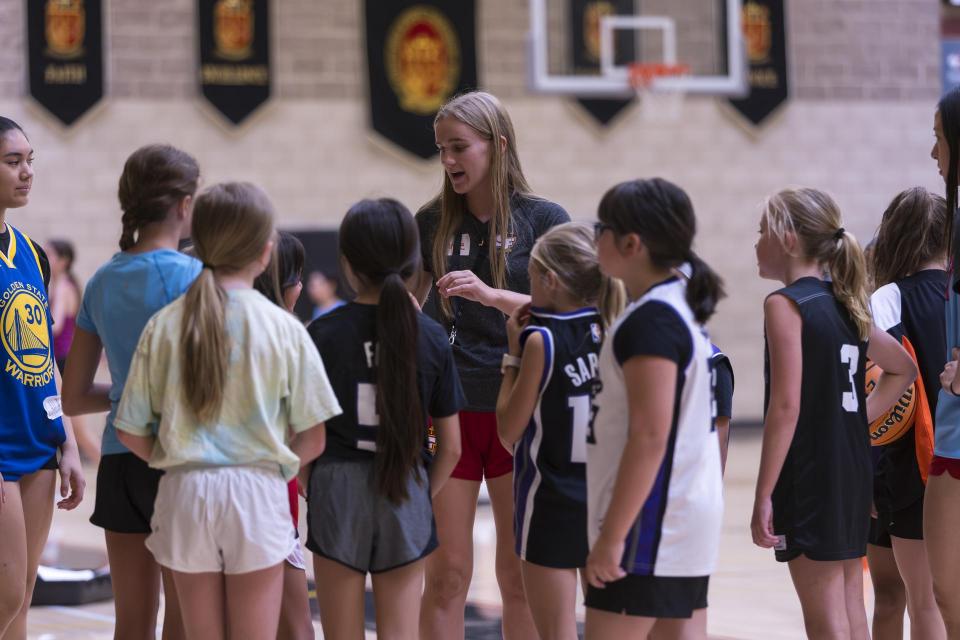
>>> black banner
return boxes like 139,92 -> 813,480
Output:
728,0 -> 788,127
571,0 -> 635,126
365,1 -> 478,159
198,0 -> 271,126
27,0 -> 104,126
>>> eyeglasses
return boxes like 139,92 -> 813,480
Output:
593,222 -> 614,240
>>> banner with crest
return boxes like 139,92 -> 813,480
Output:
198,0 -> 271,126
727,0 -> 788,128
365,1 -> 478,159
27,0 -> 104,126
570,0 -> 635,126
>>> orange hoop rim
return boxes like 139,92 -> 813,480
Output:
627,62 -> 691,90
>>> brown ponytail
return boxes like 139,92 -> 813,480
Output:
117,145 -> 199,251
181,182 -> 274,422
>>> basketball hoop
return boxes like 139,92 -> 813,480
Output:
627,62 -> 690,121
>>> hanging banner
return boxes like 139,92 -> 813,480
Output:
571,0 -> 635,126
365,1 -> 478,159
198,0 -> 271,126
727,0 -> 788,128
27,0 -> 104,126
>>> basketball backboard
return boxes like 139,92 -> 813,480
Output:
527,0 -> 747,98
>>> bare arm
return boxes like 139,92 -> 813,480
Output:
61,327 -> 111,415
495,307 -> 542,447
115,431 -> 154,462
865,326 -> 918,423
429,414 -> 462,497
435,270 -> 531,315
290,423 -> 326,468
53,364 -> 85,509
751,294 -> 802,547
717,417 -> 730,474
585,355 -> 678,587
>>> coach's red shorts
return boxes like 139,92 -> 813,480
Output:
288,478 -> 299,526
930,455 -> 960,480
450,411 -> 513,481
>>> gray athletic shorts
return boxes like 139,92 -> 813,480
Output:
305,458 -> 438,573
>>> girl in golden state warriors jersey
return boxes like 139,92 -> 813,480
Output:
0,117 -> 85,637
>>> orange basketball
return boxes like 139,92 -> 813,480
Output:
864,360 -> 916,446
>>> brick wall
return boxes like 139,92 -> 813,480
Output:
0,0 -> 945,420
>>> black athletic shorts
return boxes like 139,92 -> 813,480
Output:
585,574 -> 709,619
90,453 -> 163,534
868,516 -> 892,548
876,497 -> 924,541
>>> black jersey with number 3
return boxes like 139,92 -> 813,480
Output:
765,277 -> 871,561
512,307 -> 603,568
307,302 -> 466,461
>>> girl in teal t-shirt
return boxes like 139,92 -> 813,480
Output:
60,144 -> 200,639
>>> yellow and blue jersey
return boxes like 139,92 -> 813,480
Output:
0,225 -> 65,480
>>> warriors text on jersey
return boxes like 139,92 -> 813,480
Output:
0,225 -> 65,480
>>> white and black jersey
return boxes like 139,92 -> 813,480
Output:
513,307 -> 604,568
307,302 -> 466,461
870,269 -> 946,514
588,277 -> 722,577
766,277 -> 871,561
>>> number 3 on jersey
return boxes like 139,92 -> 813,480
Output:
840,344 -> 859,413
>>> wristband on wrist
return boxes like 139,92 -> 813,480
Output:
501,353 -> 522,374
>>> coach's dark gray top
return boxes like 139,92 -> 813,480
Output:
416,194 -> 569,412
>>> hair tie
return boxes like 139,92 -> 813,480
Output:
202,262 -> 215,270
833,228 -> 845,241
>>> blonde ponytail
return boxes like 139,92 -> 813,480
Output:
181,182 -> 275,422
181,268 -> 229,421
763,188 -> 871,340
530,222 -> 625,326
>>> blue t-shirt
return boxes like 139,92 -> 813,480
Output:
77,250 -> 201,455
936,283 -> 960,459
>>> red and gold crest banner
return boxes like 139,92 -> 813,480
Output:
728,0 -> 788,127
366,1 -> 478,159
27,0 -> 104,126
198,0 -> 271,126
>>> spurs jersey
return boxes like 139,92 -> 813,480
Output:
307,302 -> 465,461
870,270 -> 946,511
766,277 -> 871,560
588,277 -> 722,577
513,307 -> 603,568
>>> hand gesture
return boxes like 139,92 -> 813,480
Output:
941,348 -> 960,395
506,302 -> 531,356
436,270 -> 494,307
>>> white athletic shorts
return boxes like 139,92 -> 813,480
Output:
147,466 -> 295,575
